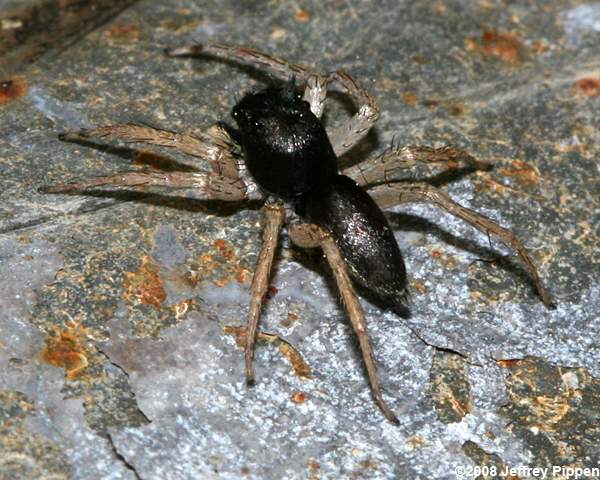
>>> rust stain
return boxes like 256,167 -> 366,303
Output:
279,340 -> 312,379
496,358 -> 521,368
223,325 -> 311,379
475,173 -> 545,201
406,435 -> 427,449
294,9 -> 311,22
123,256 -> 167,308
223,325 -> 278,350
213,239 -> 236,261
534,395 -> 570,425
465,28 -> 525,63
308,459 -> 320,480
105,23 -> 141,42
430,249 -> 458,269
41,322 -> 89,379
265,285 -> 278,300
401,92 -> 417,106
281,311 -> 299,327
412,280 -> 427,294
574,77 -> 600,97
187,239 -> 250,287
497,160 -> 540,187
0,78 -> 27,104
291,391 -> 308,403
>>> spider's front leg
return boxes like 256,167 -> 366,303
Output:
289,223 -> 399,424
166,43 -> 380,156
368,182 -> 554,308
245,203 -> 286,385
344,145 -> 493,187
40,122 -> 257,200
59,122 -> 241,178
39,170 -> 250,201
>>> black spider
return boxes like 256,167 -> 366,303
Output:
41,43 -> 554,423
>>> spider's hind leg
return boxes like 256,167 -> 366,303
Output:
368,182 -> 554,308
289,223 -> 399,424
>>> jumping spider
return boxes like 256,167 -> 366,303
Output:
42,43 -> 554,423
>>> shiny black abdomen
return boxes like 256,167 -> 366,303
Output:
301,175 -> 408,309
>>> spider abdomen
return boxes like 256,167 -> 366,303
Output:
301,174 -> 408,310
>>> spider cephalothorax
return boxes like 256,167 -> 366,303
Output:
232,79 -> 337,198
42,43 -> 554,424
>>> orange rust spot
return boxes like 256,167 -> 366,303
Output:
213,239 -> 236,260
412,280 -> 427,294
223,325 -> 311,378
265,285 -> 278,300
497,160 -> 539,187
481,29 -> 522,62
282,312 -> 299,327
406,435 -> 427,449
294,9 -> 311,22
291,391 -> 308,403
475,174 -> 544,201
401,92 -> 417,106
123,256 -> 167,308
105,24 -> 141,41
279,340 -> 312,379
308,459 -> 320,479
466,29 -> 524,63
41,322 -> 89,379
188,239 -> 250,287
223,325 -> 278,349
532,41 -> 549,53
574,77 -> 600,97
0,78 -> 27,104
497,358 -> 521,368
430,249 -> 457,269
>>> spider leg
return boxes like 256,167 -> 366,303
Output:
368,182 -> 554,308
344,145 -> 493,187
39,170 -> 250,201
60,123 -> 241,178
166,44 -> 379,155
289,223 -> 399,424
303,74 -> 328,118
245,203 -> 286,385
325,70 -> 380,157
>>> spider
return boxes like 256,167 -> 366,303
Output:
41,43 -> 554,424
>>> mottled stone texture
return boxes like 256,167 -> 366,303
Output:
0,0 -> 598,479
